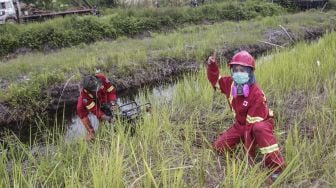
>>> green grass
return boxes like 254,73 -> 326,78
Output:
330,0 -> 336,9
0,10 -> 335,105
1,10 -> 335,81
0,10 -> 334,123
1,32 -> 336,187
0,0 -> 283,57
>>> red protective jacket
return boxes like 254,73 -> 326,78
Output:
76,73 -> 117,120
207,62 -> 273,125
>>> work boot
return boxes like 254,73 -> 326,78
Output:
271,173 -> 280,182
266,172 -> 280,185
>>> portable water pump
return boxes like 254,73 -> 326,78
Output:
101,101 -> 152,135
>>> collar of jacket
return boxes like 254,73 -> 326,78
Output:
83,89 -> 94,98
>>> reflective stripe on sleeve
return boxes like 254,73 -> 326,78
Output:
86,102 -> 95,110
107,85 -> 114,92
229,82 -> 234,115
260,144 -> 279,154
229,82 -> 234,105
246,115 -> 264,124
215,76 -> 222,89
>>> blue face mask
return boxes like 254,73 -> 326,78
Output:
232,72 -> 249,85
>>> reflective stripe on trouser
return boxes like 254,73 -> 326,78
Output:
252,118 -> 285,171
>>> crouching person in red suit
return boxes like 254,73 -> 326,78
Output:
77,73 -> 118,141
207,51 -> 286,182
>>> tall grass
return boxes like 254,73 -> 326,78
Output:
1,32 -> 335,186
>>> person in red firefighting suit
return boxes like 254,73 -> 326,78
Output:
77,73 -> 118,141
207,51 -> 285,182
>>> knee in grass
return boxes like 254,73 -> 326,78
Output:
252,123 -> 265,135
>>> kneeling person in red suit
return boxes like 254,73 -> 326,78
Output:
207,51 -> 285,182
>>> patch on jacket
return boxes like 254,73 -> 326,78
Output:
83,98 -> 88,104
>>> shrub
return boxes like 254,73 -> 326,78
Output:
0,35 -> 18,56
0,1 -> 284,57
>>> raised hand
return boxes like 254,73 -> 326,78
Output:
207,50 -> 217,65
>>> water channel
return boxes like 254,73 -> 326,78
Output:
64,81 -> 177,142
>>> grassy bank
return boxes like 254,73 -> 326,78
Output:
1,11 -> 335,82
1,31 -> 335,187
0,1 -> 283,57
0,10 -> 335,126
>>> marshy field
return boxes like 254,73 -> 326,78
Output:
0,1 -> 336,187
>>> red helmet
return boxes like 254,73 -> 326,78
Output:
229,51 -> 255,69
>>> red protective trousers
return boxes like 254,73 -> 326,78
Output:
213,118 -> 285,172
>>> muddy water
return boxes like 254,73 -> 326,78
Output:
64,83 -> 177,142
